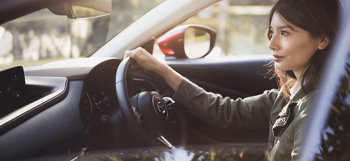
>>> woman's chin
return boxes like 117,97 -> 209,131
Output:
274,63 -> 288,71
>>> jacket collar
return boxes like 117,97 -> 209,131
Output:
289,81 -> 315,103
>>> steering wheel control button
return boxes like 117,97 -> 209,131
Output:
163,97 -> 175,110
157,102 -> 165,113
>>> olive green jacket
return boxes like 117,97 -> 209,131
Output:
172,78 -> 316,161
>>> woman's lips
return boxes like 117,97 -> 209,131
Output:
273,55 -> 284,62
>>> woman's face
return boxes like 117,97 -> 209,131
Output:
268,13 -> 322,79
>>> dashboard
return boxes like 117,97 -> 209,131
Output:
79,59 -> 121,149
0,58 -> 124,160
80,61 -> 119,126
0,57 -> 176,160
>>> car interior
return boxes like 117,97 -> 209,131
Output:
0,0 -> 306,160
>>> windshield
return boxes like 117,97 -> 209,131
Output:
0,0 -> 163,71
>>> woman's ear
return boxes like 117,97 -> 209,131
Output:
318,37 -> 330,50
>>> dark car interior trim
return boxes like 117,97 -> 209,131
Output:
0,81 -> 86,160
0,76 -> 68,134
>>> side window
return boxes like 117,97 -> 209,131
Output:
154,0 -> 276,58
315,55 -> 350,160
0,9 -> 108,71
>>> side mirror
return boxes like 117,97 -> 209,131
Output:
49,0 -> 112,19
157,25 -> 216,59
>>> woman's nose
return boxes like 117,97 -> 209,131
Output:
268,35 -> 279,51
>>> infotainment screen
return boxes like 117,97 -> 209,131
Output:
0,66 -> 26,118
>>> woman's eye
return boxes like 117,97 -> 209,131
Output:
269,29 -> 274,38
281,31 -> 288,36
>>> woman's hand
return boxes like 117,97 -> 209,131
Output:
124,47 -> 183,92
124,47 -> 163,72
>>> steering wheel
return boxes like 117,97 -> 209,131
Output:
115,57 -> 186,148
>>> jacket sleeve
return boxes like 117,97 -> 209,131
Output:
172,78 -> 279,129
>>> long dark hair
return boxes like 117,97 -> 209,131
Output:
266,0 -> 339,100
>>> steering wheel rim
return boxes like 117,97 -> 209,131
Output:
115,57 -> 184,148
116,57 -> 150,144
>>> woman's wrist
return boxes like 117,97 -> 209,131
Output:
154,62 -> 171,78
160,64 -> 183,91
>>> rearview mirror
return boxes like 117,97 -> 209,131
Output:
157,25 -> 216,59
49,0 -> 111,19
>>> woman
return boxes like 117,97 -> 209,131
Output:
124,0 -> 339,160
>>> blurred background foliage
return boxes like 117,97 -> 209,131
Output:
0,0 -> 277,70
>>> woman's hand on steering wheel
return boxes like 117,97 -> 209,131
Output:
124,47 -> 164,72
124,47 -> 183,92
